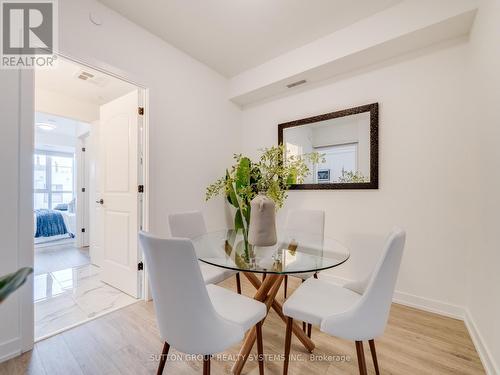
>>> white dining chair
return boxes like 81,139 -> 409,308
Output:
139,232 -> 267,375
281,209 -> 325,337
168,211 -> 241,294
282,228 -> 406,375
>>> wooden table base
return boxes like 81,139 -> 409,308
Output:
231,272 -> 315,374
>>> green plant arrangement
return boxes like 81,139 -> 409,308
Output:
206,145 -> 322,258
338,169 -> 368,183
0,267 -> 33,304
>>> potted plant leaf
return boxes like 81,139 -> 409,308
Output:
0,267 -> 33,304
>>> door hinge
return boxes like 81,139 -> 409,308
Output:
82,147 -> 86,152
81,228 -> 86,233
138,184 -> 144,193
138,107 -> 144,116
137,261 -> 144,271
82,187 -> 86,192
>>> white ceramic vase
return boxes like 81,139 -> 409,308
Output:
248,193 -> 277,246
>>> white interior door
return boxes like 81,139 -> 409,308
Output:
98,90 -> 140,298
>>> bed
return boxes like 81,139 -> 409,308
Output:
34,209 -> 76,244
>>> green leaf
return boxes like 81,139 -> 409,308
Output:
226,170 -> 238,208
287,167 -> 297,185
234,208 -> 244,230
0,267 -> 33,304
235,157 -> 251,190
242,206 -> 251,225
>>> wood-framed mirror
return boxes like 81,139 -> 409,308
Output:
278,103 -> 378,190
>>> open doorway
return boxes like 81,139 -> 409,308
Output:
33,57 -> 147,340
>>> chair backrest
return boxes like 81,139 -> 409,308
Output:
285,209 -> 325,252
138,232 -> 243,354
321,227 -> 406,340
168,211 -> 207,239
285,209 -> 325,236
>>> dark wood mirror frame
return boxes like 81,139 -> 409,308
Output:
278,103 -> 379,190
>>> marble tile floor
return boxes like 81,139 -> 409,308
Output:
35,241 -> 90,275
35,264 -> 138,340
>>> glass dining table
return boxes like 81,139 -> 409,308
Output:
192,228 -> 350,375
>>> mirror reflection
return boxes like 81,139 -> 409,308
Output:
279,103 -> 378,189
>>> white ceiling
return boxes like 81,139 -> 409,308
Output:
35,112 -> 91,152
35,112 -> 89,137
97,0 -> 402,77
35,57 -> 137,105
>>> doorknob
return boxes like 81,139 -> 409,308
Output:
96,199 -> 104,205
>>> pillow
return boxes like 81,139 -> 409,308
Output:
68,198 -> 76,213
54,203 -> 68,211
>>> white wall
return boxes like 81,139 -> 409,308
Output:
55,0 -> 241,235
0,0 -> 240,361
35,88 -> 99,122
464,0 -> 500,372
240,41 -> 474,311
241,8 -> 500,369
35,131 -> 76,151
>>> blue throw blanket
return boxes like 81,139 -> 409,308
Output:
35,209 -> 68,238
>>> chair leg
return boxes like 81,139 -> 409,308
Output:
203,355 -> 211,375
256,321 -> 265,375
262,273 -> 266,281
283,317 -> 293,375
369,339 -> 380,375
300,280 -> 306,333
304,277 -> 316,339
284,275 -> 288,298
355,341 -> 368,375
157,341 -> 170,375
313,273 -> 318,279
235,273 -> 241,294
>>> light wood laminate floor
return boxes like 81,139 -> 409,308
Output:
0,275 -> 484,375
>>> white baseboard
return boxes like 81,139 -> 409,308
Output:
319,273 -> 466,319
392,290 -> 465,320
464,309 -> 499,375
0,337 -> 21,364
319,273 -> 497,374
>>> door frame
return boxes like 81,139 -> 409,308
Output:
27,52 -> 151,344
76,131 -> 90,248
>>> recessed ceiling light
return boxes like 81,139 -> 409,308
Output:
36,122 -> 56,131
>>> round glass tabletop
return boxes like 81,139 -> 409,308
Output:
192,229 -> 350,275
